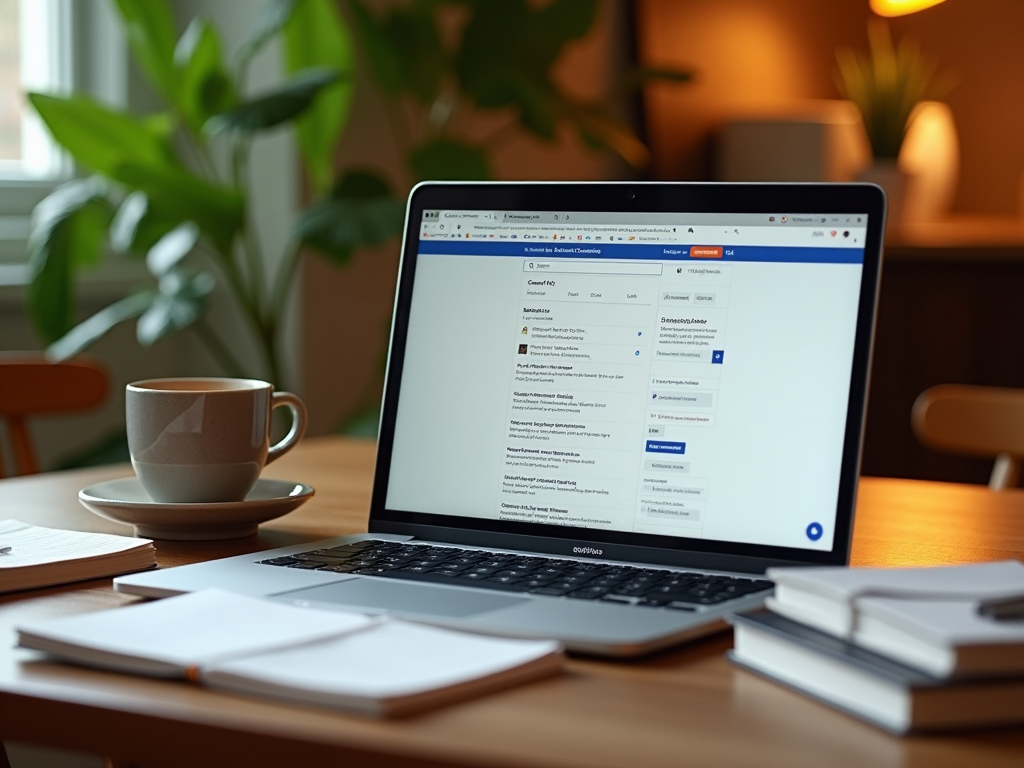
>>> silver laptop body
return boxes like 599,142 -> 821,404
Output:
117,181 -> 885,657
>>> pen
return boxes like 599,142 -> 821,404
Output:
977,595 -> 1024,620
0,545 -> 11,554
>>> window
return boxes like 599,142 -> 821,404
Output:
0,0 -> 124,268
1,0 -> 70,180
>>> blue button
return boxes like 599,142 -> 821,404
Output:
711,350 -> 724,364
646,440 -> 686,454
806,522 -> 823,541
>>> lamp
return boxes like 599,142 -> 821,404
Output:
845,2 -> 955,229
870,0 -> 946,17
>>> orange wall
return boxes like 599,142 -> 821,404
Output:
637,0 -> 1024,214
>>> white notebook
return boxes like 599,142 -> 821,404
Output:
766,560 -> 1024,635
0,519 -> 154,594
17,588 -> 564,716
764,560 -> 1024,677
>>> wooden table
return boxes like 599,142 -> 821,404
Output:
2,436 -> 1024,768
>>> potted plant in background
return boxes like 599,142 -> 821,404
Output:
835,19 -> 950,228
26,0 -> 689,422
27,0 -> 400,392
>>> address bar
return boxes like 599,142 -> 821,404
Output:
475,223 -> 674,234
525,261 -> 663,276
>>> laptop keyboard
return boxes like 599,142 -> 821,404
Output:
257,540 -> 773,610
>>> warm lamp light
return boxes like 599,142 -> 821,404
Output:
870,0 -> 946,17
899,102 -> 959,223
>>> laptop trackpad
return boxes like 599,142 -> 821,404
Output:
274,578 -> 528,618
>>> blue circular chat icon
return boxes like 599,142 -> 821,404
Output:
806,522 -> 823,542
634,350 -> 640,356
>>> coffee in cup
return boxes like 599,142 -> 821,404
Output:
126,377 -> 307,504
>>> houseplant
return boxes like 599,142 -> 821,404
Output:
835,20 -> 950,223
26,0 -> 689,395
27,0 -> 399,391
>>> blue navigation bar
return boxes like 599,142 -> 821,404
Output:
417,239 -> 864,265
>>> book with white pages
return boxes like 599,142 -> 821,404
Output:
0,519 -> 155,594
16,588 -> 564,717
765,560 -> 1024,678
728,611 -> 1024,734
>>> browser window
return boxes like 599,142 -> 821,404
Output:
386,209 -> 868,552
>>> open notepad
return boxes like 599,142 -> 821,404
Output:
16,589 -> 564,717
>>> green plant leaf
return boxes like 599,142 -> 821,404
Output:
27,93 -> 175,177
457,0 -> 598,93
146,223 -> 200,277
109,192 -> 148,255
109,192 -> 179,255
113,0 -> 179,104
46,290 -> 157,361
28,178 -> 110,261
239,0 -> 302,68
295,170 -> 404,263
563,104 -> 650,168
454,0 -> 597,137
534,0 -> 598,42
387,6 -> 445,105
455,1 -> 529,107
27,178 -> 114,343
205,67 -> 341,135
504,76 -> 559,140
409,140 -> 491,181
175,18 -> 236,132
137,270 -> 214,346
329,169 -> 392,197
347,1 -> 403,95
113,161 -> 244,249
283,0 -> 356,194
613,65 -> 693,98
835,20 -> 947,160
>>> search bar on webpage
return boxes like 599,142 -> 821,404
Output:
524,261 -> 663,276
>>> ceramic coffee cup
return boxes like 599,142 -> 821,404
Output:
126,378 -> 307,504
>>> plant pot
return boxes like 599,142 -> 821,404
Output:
857,160 -> 907,238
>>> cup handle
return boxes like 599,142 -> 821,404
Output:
266,391 -> 308,465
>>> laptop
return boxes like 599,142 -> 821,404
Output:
116,181 -> 886,656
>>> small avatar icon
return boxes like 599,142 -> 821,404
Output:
522,326 -> 528,335
518,344 -> 528,355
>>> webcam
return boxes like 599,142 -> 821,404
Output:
627,189 -> 636,201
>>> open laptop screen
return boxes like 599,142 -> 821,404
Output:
385,207 -> 867,548
373,183 -> 884,570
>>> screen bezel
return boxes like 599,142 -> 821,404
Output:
368,181 -> 885,574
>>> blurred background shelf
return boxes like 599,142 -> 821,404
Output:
866,218 -> 1024,483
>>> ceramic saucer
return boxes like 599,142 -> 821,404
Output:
78,477 -> 315,541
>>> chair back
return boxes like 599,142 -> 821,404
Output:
0,354 -> 109,477
912,384 -> 1024,490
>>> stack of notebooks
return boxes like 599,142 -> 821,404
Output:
16,588 -> 563,717
728,560 -> 1024,734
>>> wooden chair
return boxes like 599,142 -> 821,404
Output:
0,354 -> 109,477
912,384 -> 1024,490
